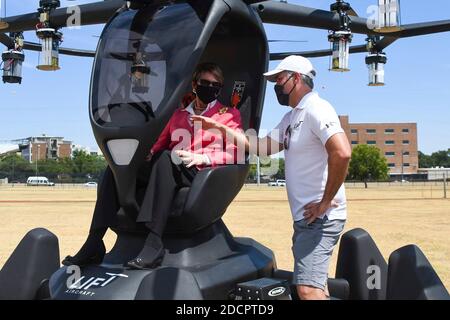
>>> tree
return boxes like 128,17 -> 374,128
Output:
0,154 -> 33,181
419,149 -> 450,168
246,156 -> 285,182
419,151 -> 433,168
430,150 -> 450,168
273,158 -> 285,180
72,149 -> 107,177
348,145 -> 389,188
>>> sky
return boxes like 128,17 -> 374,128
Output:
0,0 -> 449,154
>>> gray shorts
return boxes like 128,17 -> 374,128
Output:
292,216 -> 346,290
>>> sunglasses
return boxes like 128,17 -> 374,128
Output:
197,79 -> 223,88
284,125 -> 292,150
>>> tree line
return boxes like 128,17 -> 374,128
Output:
1,147 -> 448,185
419,150 -> 450,168
0,150 -> 107,183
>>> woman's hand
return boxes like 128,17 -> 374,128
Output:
175,150 -> 210,168
145,152 -> 153,162
190,115 -> 223,131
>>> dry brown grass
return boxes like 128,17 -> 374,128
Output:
0,183 -> 449,289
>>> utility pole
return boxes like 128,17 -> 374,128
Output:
35,145 -> 40,178
444,173 -> 447,199
12,155 -> 15,183
401,149 -> 404,183
257,156 -> 261,186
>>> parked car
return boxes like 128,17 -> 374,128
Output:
84,182 -> 98,188
268,179 -> 286,187
26,176 -> 55,186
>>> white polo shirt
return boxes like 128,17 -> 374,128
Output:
268,91 -> 347,222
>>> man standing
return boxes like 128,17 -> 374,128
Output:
263,55 -> 351,300
193,55 -> 351,300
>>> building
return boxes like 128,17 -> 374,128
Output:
418,167 -> 450,181
339,116 -> 419,175
0,143 -> 20,157
12,135 -> 72,163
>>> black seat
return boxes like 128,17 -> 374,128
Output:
387,245 -> 450,300
166,164 -> 249,234
113,163 -> 249,235
335,228 -> 388,300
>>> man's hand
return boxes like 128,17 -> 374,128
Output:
303,200 -> 339,225
190,115 -> 223,131
175,150 -> 209,168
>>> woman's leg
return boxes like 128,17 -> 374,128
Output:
127,150 -> 198,269
62,166 -> 120,266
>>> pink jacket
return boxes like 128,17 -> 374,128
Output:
151,101 -> 243,169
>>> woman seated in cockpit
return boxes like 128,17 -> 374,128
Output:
62,62 -> 244,269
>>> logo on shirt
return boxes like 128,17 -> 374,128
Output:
325,121 -> 337,129
218,106 -> 229,114
293,121 -> 303,129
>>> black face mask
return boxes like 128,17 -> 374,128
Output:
274,75 -> 296,106
195,85 -> 221,104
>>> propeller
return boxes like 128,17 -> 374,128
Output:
108,51 -> 164,61
270,44 -> 367,61
392,20 -> 450,38
252,1 -> 450,38
0,32 -> 95,57
0,0 -> 125,33
269,35 -> 397,61
0,32 -> 14,48
268,39 -> 308,43
23,41 -> 96,57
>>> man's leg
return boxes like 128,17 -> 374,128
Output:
292,217 -> 345,300
297,285 -> 327,300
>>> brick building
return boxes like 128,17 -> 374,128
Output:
339,116 -> 419,175
12,136 -> 72,163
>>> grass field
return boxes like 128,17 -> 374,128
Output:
0,183 -> 449,289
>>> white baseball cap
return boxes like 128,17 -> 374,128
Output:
264,55 -> 316,82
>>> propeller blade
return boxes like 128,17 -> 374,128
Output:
18,41 -> 95,57
1,33 -> 95,57
268,40 -> 308,43
108,51 -> 165,61
0,0 -> 124,33
391,20 -> 450,38
252,1 -> 375,35
347,9 -> 358,18
347,5 -> 359,18
375,36 -> 398,50
270,44 -> 367,60
0,33 -> 14,49
252,1 -> 450,38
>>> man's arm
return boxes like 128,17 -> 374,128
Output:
322,132 -> 352,203
212,124 -> 284,157
303,132 -> 351,223
253,136 -> 284,157
190,115 -> 284,156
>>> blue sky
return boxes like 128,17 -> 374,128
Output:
0,0 -> 449,154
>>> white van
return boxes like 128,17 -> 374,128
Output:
26,176 -> 55,186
